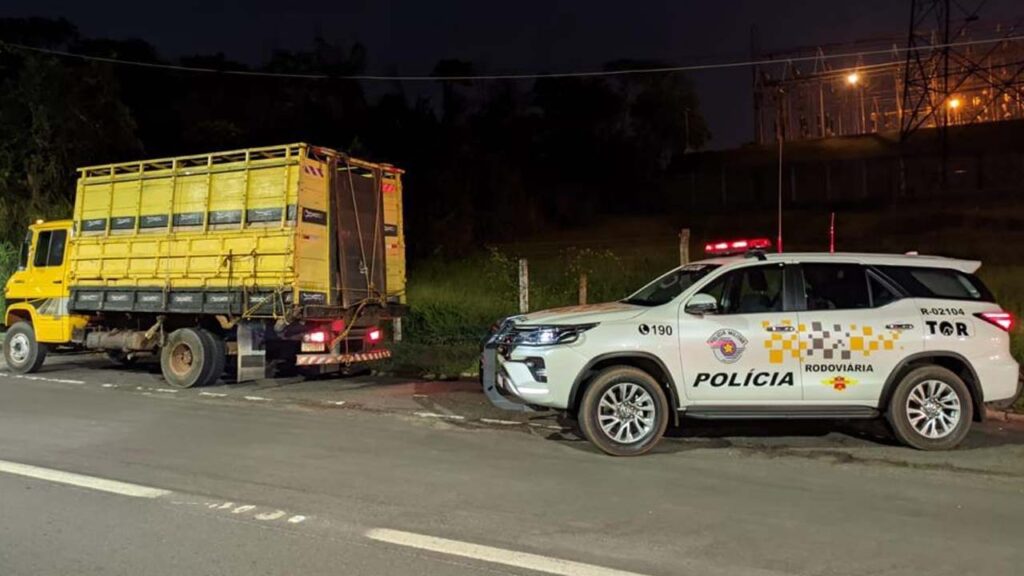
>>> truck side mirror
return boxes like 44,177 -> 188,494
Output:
684,293 -> 718,316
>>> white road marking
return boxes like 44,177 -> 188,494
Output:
0,459 -> 170,499
256,510 -> 287,521
154,388 -> 179,394
101,383 -> 118,388
325,400 -> 347,406
480,418 -> 523,426
232,505 -> 256,514
365,529 -> 652,576
0,373 -> 85,385
244,396 -> 270,402
199,391 -> 228,398
414,412 -> 466,421
527,422 -> 565,431
288,515 -> 307,524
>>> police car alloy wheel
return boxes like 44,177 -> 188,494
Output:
887,366 -> 973,451
579,367 -> 669,456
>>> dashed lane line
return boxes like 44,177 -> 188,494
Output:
0,459 -> 309,526
0,459 -> 170,499
414,411 -> 466,421
365,528 -> 653,576
0,372 -> 85,385
479,418 -> 523,426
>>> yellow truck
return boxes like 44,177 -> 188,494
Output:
2,143 -> 406,387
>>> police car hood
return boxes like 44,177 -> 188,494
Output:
513,302 -> 646,325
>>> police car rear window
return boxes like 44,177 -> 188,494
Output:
874,266 -> 994,302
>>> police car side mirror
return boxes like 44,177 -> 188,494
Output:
685,293 -> 718,316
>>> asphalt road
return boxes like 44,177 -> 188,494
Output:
1,353 -> 1023,576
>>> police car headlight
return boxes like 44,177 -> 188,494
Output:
515,324 -> 597,347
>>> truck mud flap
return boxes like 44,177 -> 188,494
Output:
481,345 -> 534,412
236,321 -> 267,382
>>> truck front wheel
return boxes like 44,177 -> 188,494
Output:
160,328 -> 217,388
3,322 -> 48,374
578,367 -> 669,456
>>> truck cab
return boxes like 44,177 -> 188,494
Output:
5,220 -> 84,343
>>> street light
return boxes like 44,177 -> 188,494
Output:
947,97 -> 962,109
845,71 -> 860,86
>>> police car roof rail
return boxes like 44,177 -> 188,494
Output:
745,249 -> 768,261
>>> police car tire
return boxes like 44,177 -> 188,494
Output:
3,322 -> 48,374
887,365 -> 973,451
578,367 -> 669,457
198,329 -> 227,387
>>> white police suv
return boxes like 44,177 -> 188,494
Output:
482,242 -> 1019,456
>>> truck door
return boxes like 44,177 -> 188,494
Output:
679,263 -> 802,403
795,263 -> 923,403
10,225 -> 73,342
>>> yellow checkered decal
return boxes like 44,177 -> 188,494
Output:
765,320 -> 900,364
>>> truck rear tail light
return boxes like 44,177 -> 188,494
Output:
366,328 -> 382,343
975,312 -> 1014,332
303,330 -> 327,343
704,238 -> 772,256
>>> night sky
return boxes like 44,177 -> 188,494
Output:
3,0 -> 1021,148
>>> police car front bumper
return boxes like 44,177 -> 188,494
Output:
481,345 -> 538,412
481,335 -> 585,411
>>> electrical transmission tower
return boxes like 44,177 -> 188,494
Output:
900,0 -> 1024,140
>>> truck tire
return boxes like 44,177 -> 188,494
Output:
198,329 -> 226,386
3,322 -> 48,374
887,366 -> 973,450
160,328 -> 216,389
578,367 -> 669,456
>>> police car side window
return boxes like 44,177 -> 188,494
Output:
801,264 -> 870,311
868,274 -> 899,307
703,265 -> 784,315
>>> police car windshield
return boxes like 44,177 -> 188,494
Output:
623,264 -> 719,307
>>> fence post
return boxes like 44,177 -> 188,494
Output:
393,317 -> 403,342
578,272 -> 588,305
679,228 -> 691,266
518,258 -> 529,313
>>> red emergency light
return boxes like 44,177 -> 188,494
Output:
704,237 -> 772,256
366,328 -> 382,343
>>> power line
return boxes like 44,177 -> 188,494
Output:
2,35 -> 1024,81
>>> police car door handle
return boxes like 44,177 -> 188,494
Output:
886,323 -> 914,330
767,325 -> 795,333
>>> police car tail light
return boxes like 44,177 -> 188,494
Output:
704,237 -> 772,256
366,328 -> 382,343
975,312 -> 1014,332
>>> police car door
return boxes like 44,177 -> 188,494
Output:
679,262 -> 802,402
795,263 -> 922,403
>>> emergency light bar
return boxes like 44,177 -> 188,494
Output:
704,238 -> 772,256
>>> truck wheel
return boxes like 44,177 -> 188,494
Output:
160,328 -> 215,388
887,366 -> 973,450
198,329 -> 226,386
578,367 -> 669,456
3,322 -> 48,374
